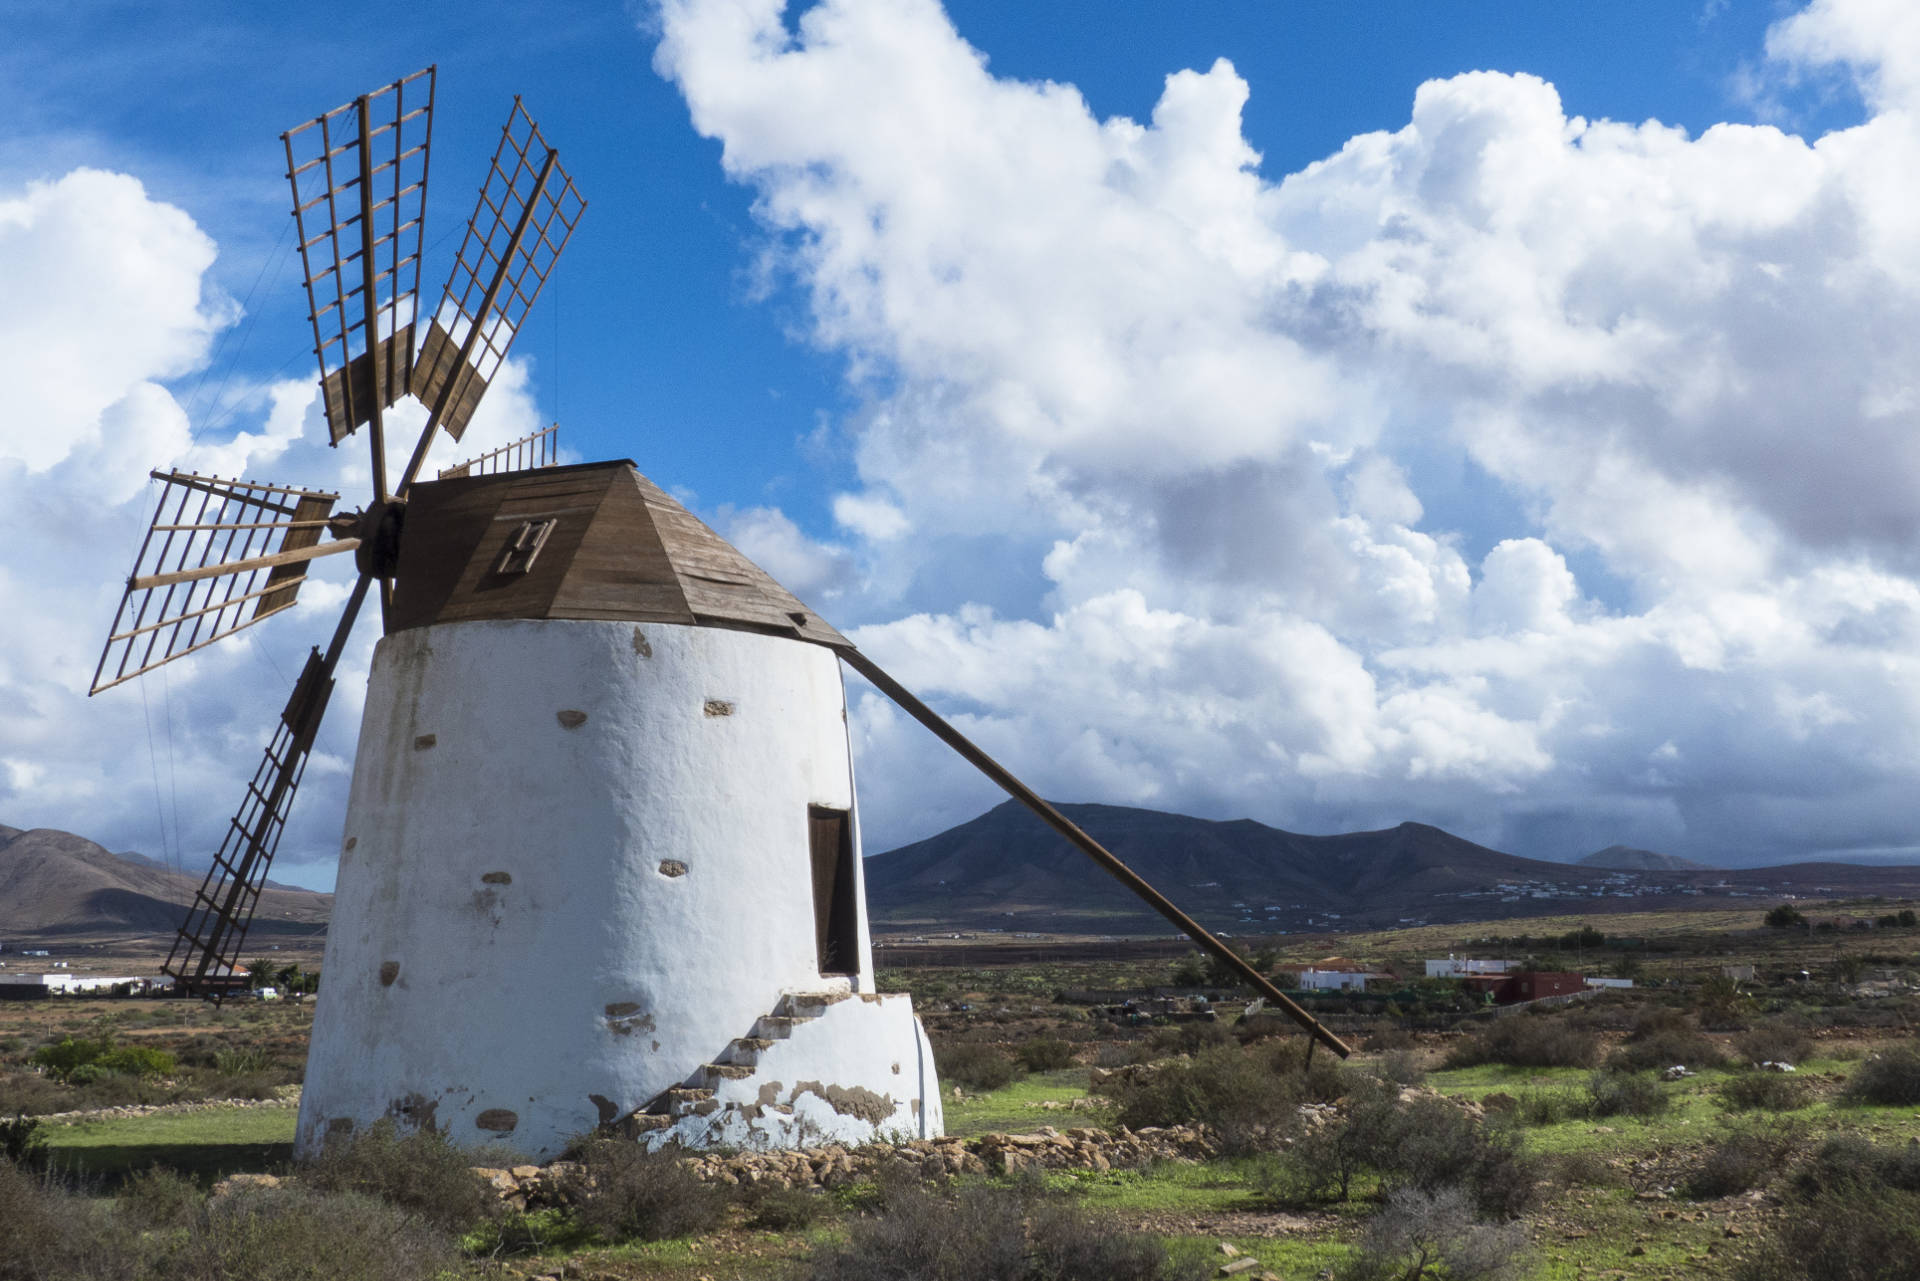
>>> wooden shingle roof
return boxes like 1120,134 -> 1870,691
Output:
387,460 -> 847,647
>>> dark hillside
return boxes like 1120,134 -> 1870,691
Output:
865,801 -> 1920,935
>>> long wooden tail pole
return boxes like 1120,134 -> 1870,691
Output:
838,647 -> 1352,1059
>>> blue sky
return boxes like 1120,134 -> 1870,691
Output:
4,0 -> 1919,887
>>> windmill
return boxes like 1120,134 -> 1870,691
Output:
94,68 -> 1347,1163
92,67 -> 581,1000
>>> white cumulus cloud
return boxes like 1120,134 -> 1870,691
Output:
656,0 -> 1920,865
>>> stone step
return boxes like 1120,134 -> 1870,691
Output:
751,1014 -> 809,1039
720,1036 -> 776,1066
699,1062 -> 756,1083
647,1086 -> 714,1115
774,990 -> 851,1018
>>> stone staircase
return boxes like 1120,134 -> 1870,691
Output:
629,990 -> 855,1134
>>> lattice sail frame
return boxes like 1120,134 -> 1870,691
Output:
90,471 -> 349,695
413,98 -> 585,445
438,423 -> 559,479
285,66 -> 436,447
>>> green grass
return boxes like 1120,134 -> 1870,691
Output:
1040,1162 -> 1261,1215
942,1067 -> 1102,1137
41,1102 -> 297,1183
1165,1234 -> 1352,1276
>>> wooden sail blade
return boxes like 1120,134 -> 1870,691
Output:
410,99 -> 585,452
283,66 -> 436,448
437,422 -> 559,479
90,471 -> 344,696
165,577 -> 370,1002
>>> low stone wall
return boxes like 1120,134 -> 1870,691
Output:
474,1123 -> 1217,1206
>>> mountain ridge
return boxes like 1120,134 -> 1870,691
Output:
0,825 -> 330,942
865,801 -> 1920,934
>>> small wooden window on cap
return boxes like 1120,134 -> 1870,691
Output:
495,518 -> 557,575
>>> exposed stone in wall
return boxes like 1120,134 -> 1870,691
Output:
472,1123 -> 1217,1208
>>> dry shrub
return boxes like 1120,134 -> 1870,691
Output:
559,1138 -> 728,1243
1733,1021 -> 1815,1067
1361,1023 -> 1417,1053
1684,1123 -> 1803,1200
1147,1021 -> 1234,1057
1095,1043 -> 1305,1155
1842,1045 -> 1920,1107
0,1070 -> 68,1117
300,1118 -> 495,1233
1256,1037 -> 1349,1103
1585,1071 -> 1668,1119
118,1166 -> 203,1230
0,1155 -> 141,1281
1734,1187 -> 1920,1281
1014,1037 -> 1076,1073
1335,1186 -> 1531,1281
937,1041 -> 1020,1092
800,1181 -> 1205,1281
1718,1072 -> 1810,1113
1792,1134 -> 1920,1198
1257,1081 -> 1538,1219
1608,1008 -> 1725,1072
1371,1048 -> 1427,1087
1442,1016 -> 1599,1070
1541,1150 -> 1615,1189
165,1185 -> 457,1281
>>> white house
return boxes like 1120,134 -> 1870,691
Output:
1425,957 -> 1517,978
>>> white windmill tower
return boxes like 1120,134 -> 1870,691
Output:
91,69 -> 1349,1164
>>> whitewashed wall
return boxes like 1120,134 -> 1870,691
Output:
297,619 -> 934,1160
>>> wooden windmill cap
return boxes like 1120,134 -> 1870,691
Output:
387,459 -> 848,647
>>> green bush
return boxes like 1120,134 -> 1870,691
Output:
938,1041 -> 1020,1092
0,1115 -> 44,1170
1513,1089 -> 1581,1127
461,1206 -> 587,1258
558,1138 -> 729,1243
30,1036 -> 114,1081
1842,1046 -> 1920,1107
1014,1038 -> 1076,1073
743,1183 -> 830,1231
1586,1071 -> 1668,1119
213,1047 -> 271,1075
300,1118 -> 495,1233
1442,1016 -> 1599,1070
28,1036 -> 175,1083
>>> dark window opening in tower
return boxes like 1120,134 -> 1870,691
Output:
808,805 -> 859,977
